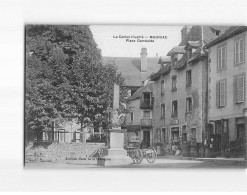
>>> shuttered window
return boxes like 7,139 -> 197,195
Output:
217,45 -> 227,70
161,104 -> 165,117
216,80 -> 226,107
235,38 -> 245,65
234,75 -> 245,103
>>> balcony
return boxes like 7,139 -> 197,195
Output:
140,99 -> 153,109
141,119 -> 152,127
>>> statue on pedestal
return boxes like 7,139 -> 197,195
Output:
97,83 -> 133,166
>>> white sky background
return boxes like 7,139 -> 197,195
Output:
90,25 -> 183,57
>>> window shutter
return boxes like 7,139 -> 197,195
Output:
240,39 -> 245,63
216,82 -> 220,107
219,80 -> 226,107
222,47 -> 226,69
234,76 -> 238,103
217,48 -> 220,70
236,75 -> 245,103
234,41 -> 236,65
235,41 -> 239,64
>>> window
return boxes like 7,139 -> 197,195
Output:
222,120 -> 229,133
186,70 -> 192,87
236,118 -> 245,139
173,53 -> 178,61
130,112 -> 134,122
182,133 -> 187,143
235,38 -> 245,65
237,124 -> 245,139
216,80 -> 226,107
186,97 -> 192,113
172,76 -> 177,91
161,104 -> 165,117
182,125 -> 187,132
161,80 -> 165,95
143,111 -> 150,119
172,100 -> 178,117
141,92 -> 152,108
217,45 -> 227,70
234,74 -> 245,104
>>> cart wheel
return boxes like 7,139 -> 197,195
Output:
132,148 -> 143,164
146,147 -> 157,163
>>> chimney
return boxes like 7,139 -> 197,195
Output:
140,48 -> 147,72
181,26 -> 192,43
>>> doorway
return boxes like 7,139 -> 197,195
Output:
143,131 -> 150,148
161,128 -> 167,143
171,127 -> 179,143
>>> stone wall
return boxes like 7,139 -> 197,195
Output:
25,142 -> 105,162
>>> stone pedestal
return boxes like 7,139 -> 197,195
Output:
97,129 -> 133,166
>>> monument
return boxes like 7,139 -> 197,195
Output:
97,84 -> 133,166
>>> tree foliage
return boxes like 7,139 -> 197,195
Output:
25,25 -> 127,140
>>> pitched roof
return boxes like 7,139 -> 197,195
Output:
150,64 -> 171,81
179,26 -> 230,46
184,41 -> 201,50
167,46 -> 186,56
205,26 -> 247,48
103,56 -> 160,87
128,82 -> 153,101
158,56 -> 171,64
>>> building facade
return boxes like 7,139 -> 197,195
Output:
151,26 -> 229,157
126,82 -> 154,148
206,26 -> 247,157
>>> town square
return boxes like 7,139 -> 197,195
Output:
1,0 -> 247,193
24,25 -> 247,168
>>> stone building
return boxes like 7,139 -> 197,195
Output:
103,48 -> 160,96
126,81 -> 154,148
151,26 -> 229,157
205,26 -> 247,157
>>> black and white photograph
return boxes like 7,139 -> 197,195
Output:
24,24 -> 247,169
1,0 -> 247,192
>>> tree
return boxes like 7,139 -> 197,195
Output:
25,25 -> 127,141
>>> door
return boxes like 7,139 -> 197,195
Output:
143,131 -> 150,148
171,127 -> 179,143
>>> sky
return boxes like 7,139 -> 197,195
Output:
90,25 -> 183,57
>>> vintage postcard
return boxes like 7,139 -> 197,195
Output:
24,25 -> 247,168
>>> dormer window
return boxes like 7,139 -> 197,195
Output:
173,53 -> 178,60
177,53 -> 183,61
192,48 -> 197,53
